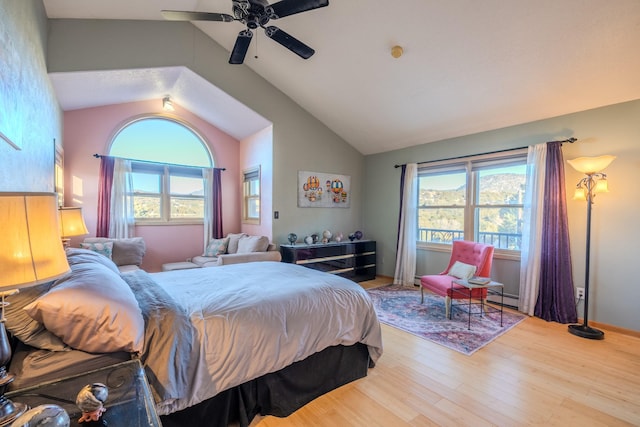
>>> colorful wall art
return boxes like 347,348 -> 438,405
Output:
298,171 -> 350,208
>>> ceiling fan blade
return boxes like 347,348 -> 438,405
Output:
161,10 -> 235,22
229,30 -> 253,64
267,0 -> 329,19
264,26 -> 315,59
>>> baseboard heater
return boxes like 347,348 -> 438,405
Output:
487,293 -> 519,310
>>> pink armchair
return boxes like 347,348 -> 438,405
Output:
420,240 -> 494,317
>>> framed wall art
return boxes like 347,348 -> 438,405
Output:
298,171 -> 350,208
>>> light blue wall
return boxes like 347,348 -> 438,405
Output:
0,0 -> 62,191
364,100 -> 640,331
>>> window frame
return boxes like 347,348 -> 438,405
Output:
416,150 -> 527,260
131,161 -> 206,225
242,166 -> 261,225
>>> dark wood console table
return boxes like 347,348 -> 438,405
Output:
280,240 -> 376,282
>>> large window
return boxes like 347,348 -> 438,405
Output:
110,117 -> 212,224
417,152 -> 527,251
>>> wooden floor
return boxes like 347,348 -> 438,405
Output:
254,277 -> 640,427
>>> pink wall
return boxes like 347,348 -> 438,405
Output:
63,99 -> 241,272
239,126 -> 273,238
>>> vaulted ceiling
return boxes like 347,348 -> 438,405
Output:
44,0 -> 640,155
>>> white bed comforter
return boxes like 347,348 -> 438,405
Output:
145,261 -> 383,415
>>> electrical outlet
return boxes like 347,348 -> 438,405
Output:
576,287 -> 585,300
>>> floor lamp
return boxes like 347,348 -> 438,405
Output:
566,155 -> 615,340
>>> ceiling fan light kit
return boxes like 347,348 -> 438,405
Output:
161,0 -> 329,65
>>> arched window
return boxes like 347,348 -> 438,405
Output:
110,117 -> 213,223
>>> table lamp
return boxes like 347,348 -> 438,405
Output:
58,207 -> 89,248
0,192 -> 70,426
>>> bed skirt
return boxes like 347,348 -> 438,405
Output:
160,343 -> 371,427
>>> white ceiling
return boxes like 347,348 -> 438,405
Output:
44,0 -> 640,155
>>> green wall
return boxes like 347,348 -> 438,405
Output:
364,100 -> 640,331
0,0 -> 61,191
46,19 -> 363,247
4,3 -> 638,331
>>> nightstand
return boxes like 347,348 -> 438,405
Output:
6,359 -> 161,426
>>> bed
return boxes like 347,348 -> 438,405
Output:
6,248 -> 383,426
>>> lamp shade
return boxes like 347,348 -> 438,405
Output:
59,207 -> 89,238
0,193 -> 70,289
572,187 -> 587,201
567,155 -> 616,174
594,178 -> 609,194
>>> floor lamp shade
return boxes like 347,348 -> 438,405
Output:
0,193 -> 70,289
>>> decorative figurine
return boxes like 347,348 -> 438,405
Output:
334,232 -> 343,242
76,383 -> 108,426
304,235 -> 313,245
287,233 -> 297,245
354,230 -> 363,240
322,230 -> 332,241
11,404 -> 70,427
311,233 -> 319,244
348,233 -> 356,241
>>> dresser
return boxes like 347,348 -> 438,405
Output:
280,240 -> 376,282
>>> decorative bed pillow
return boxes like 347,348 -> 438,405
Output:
448,261 -> 477,280
111,237 -> 146,267
65,247 -> 120,274
204,237 -> 229,257
24,262 -> 145,354
4,282 -> 69,351
237,235 -> 270,253
79,241 -> 113,259
226,233 -> 247,254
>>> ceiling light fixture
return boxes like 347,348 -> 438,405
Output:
162,95 -> 175,112
391,45 -> 403,59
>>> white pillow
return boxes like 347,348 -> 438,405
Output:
237,235 -> 270,253
448,261 -> 477,280
24,262 -> 145,354
226,233 -> 247,254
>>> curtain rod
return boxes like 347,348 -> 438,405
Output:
393,137 -> 577,168
93,153 -> 225,171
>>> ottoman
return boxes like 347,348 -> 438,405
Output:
162,261 -> 200,272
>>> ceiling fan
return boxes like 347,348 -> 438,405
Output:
162,0 -> 329,64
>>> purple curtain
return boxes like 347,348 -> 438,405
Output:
534,142 -> 578,323
96,156 -> 115,237
212,168 -> 224,239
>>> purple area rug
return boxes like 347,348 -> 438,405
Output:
367,285 -> 527,355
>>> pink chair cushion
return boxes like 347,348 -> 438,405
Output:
420,240 -> 494,300
420,274 -> 487,299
